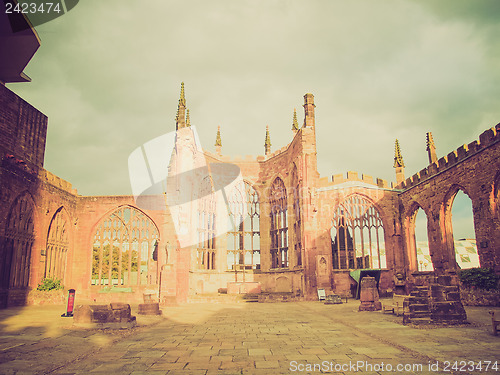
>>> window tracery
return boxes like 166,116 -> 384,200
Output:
331,195 -> 385,269
45,208 -> 69,281
2,193 -> 35,288
91,206 -> 159,286
270,177 -> 288,268
227,181 -> 260,270
291,166 -> 302,267
197,176 -> 217,269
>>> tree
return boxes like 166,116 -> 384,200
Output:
92,245 -> 138,282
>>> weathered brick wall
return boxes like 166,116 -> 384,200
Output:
0,84 -> 47,170
0,84 -> 49,306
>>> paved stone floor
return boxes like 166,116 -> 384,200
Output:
0,299 -> 499,374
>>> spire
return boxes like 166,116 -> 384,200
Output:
215,126 -> 222,147
264,125 -> 271,156
215,126 -> 222,156
426,132 -> 437,164
179,82 -> 186,106
292,108 -> 299,133
394,139 -> 405,185
186,109 -> 191,127
175,82 -> 187,130
393,139 -> 405,168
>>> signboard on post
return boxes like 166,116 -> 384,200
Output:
61,289 -> 76,317
317,288 -> 326,301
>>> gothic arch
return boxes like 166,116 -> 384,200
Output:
330,194 -> 385,270
196,175 -> 217,270
226,181 -> 261,270
270,177 -> 288,268
91,205 -> 160,286
442,184 -> 477,269
1,191 -> 36,289
405,201 -> 431,272
290,164 -> 302,267
45,207 -> 70,282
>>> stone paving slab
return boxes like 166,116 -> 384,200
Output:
0,301 -> 498,374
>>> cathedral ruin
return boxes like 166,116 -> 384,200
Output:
1,18 -> 499,309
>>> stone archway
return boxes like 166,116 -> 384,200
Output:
405,203 -> 432,272
442,185 -> 478,269
91,205 -> 160,287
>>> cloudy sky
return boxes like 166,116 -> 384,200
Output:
9,0 -> 500,239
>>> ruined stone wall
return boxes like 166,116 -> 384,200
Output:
33,171 -> 78,290
0,85 -> 50,306
73,196 -> 168,300
314,173 -> 400,296
398,124 -> 500,278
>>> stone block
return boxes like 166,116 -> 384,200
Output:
138,303 -> 162,315
358,276 -> 382,311
436,275 -> 451,286
73,303 -> 136,328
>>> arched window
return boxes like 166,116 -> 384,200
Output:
1,193 -> 35,288
270,177 -> 288,268
45,208 -> 69,281
412,207 -> 433,271
331,195 -> 385,269
197,176 -> 216,270
444,187 -> 478,269
227,182 -> 260,270
291,166 -> 302,267
91,206 -> 159,286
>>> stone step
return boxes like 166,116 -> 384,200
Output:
407,311 -> 431,318
410,289 -> 429,297
409,303 -> 430,312
408,297 -> 428,305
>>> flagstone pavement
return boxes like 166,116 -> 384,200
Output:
0,299 -> 498,375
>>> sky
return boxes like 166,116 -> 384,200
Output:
8,0 -> 499,238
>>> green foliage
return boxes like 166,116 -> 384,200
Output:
91,245 -> 138,281
36,277 -> 64,291
458,268 -> 499,290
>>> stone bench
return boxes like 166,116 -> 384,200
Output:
73,303 -> 136,328
383,294 -> 408,316
489,311 -> 499,336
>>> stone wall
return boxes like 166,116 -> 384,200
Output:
399,124 -> 500,282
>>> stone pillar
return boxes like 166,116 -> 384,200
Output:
358,276 -> 382,311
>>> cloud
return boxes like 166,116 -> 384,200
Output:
7,0 -> 500,196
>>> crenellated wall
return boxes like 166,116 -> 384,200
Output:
398,125 -> 500,190
398,124 -> 500,281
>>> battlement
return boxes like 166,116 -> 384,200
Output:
40,169 -> 77,194
319,171 -> 390,189
398,124 -> 500,190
